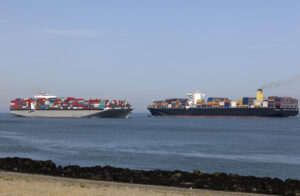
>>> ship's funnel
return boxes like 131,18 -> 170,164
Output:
256,89 -> 263,101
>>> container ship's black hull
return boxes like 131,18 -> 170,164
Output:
148,107 -> 299,117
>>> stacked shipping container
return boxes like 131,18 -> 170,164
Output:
152,99 -> 189,109
267,96 -> 298,109
151,96 -> 298,109
202,97 -> 230,108
10,97 -> 131,110
10,98 -> 31,110
242,97 -> 256,106
166,98 -> 188,108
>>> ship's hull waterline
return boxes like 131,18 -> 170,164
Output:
10,108 -> 133,118
148,107 -> 299,117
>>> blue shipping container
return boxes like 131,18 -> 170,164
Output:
243,97 -> 249,105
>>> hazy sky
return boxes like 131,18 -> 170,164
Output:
1,0 -> 300,112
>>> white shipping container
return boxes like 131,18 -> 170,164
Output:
219,101 -> 225,106
263,101 -> 268,108
168,104 -> 172,108
254,100 -> 262,106
231,101 -> 237,108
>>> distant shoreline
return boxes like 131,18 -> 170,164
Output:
0,157 -> 299,195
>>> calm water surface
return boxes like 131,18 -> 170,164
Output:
0,113 -> 299,179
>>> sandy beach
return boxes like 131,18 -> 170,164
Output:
0,171 -> 275,196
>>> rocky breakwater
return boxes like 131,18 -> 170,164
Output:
0,157 -> 299,195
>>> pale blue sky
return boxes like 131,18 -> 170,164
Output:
1,0 -> 300,112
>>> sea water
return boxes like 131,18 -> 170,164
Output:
0,113 -> 299,179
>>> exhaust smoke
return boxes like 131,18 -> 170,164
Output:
261,74 -> 300,89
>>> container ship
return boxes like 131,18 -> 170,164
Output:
10,92 -> 133,118
148,89 -> 299,117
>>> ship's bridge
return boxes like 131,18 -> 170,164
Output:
34,92 -> 57,99
186,91 -> 205,106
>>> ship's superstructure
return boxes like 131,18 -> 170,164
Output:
10,92 -> 133,118
148,89 -> 299,117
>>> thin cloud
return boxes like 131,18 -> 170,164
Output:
36,28 -> 99,39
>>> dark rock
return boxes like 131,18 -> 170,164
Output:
0,157 -> 299,195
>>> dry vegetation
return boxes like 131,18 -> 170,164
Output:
0,171 -> 274,196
